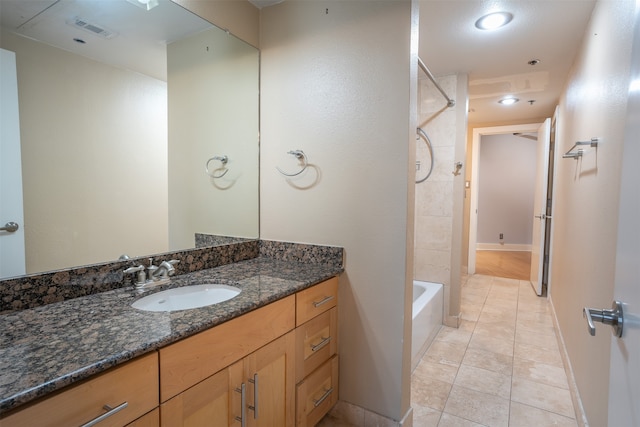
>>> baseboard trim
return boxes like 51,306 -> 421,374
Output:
549,297 -> 589,427
476,243 -> 532,252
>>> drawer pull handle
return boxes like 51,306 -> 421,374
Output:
80,402 -> 128,427
311,336 -> 332,352
248,373 -> 259,419
313,295 -> 334,308
234,383 -> 246,427
313,388 -> 334,408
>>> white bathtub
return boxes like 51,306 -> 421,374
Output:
411,280 -> 443,371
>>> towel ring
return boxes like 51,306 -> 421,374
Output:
205,155 -> 229,178
276,150 -> 308,177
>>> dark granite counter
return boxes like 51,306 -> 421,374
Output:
0,255 -> 342,415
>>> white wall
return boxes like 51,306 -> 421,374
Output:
477,133 -> 536,246
0,30 -> 168,274
260,1 -> 416,421
550,1 -> 636,425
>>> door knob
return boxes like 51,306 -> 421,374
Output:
0,222 -> 19,232
583,301 -> 623,337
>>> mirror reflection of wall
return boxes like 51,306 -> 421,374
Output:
0,0 -> 259,279
168,27 -> 259,249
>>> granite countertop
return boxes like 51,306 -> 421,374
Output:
0,256 -> 342,415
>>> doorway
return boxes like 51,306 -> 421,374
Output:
468,123 -> 551,287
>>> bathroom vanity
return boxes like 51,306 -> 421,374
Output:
0,242 -> 342,427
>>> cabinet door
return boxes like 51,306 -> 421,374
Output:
244,331 -> 295,427
161,367 -> 232,427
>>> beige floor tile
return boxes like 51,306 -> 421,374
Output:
516,310 -> 554,326
468,333 -> 514,357
514,342 -> 564,367
412,376 -> 453,411
412,404 -> 442,427
438,412 -> 488,426
425,340 -> 468,367
509,402 -> 578,427
473,321 -> 515,341
443,386 -> 509,427
318,414 -> 360,427
458,319 -> 477,333
454,364 -> 511,399
413,359 -> 459,384
461,347 -> 513,376
515,330 -> 559,351
460,305 -> 482,322
364,411 -> 396,427
512,357 -> 569,389
435,325 -> 473,346
511,377 -> 576,418
327,401 -> 364,426
516,320 -> 556,337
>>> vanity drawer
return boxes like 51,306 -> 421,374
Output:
295,355 -> 339,427
159,295 -> 295,402
1,352 -> 158,427
295,307 -> 337,383
296,277 -> 338,326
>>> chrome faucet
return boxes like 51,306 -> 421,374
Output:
124,259 -> 180,289
150,260 -> 180,280
124,264 -> 147,287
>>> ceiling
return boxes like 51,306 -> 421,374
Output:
0,0 -> 212,81
418,0 -> 597,124
1,0 -> 597,124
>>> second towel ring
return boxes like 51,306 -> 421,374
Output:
276,150 -> 308,177
205,155 -> 229,178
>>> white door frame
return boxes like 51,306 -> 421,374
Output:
468,123 -> 542,275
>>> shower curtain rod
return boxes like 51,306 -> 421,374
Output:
418,57 -> 456,108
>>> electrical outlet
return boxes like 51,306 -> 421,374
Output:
499,233 -> 504,240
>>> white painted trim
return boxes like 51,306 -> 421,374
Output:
468,123 -> 543,276
476,243 -> 532,252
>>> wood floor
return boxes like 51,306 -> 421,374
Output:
475,250 -> 531,280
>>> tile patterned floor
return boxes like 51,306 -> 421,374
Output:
319,273 -> 579,427
412,274 -> 578,426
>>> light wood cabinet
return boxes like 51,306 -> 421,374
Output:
127,409 -> 160,427
159,295 -> 296,403
296,356 -> 339,427
1,352 -> 158,427
296,277 -> 338,326
294,277 -> 339,426
161,332 -> 296,427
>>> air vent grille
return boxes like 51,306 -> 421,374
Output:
68,17 -> 117,39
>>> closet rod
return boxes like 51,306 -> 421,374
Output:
418,57 -> 455,108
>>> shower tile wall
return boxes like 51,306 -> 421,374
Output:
415,74 -> 459,326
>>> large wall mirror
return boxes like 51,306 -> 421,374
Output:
0,0 -> 259,279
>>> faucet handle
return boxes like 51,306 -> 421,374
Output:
124,264 -> 146,286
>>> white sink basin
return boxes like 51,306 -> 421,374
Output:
132,284 -> 241,312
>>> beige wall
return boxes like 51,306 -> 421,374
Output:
414,73 -> 467,326
260,1 -> 416,421
1,30 -> 168,273
167,26 -> 259,247
550,1 -> 635,425
173,0 -> 260,48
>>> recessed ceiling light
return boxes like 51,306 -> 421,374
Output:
475,12 -> 513,30
528,59 -> 541,66
498,97 -> 519,106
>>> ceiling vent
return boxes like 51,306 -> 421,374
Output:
67,17 -> 118,39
